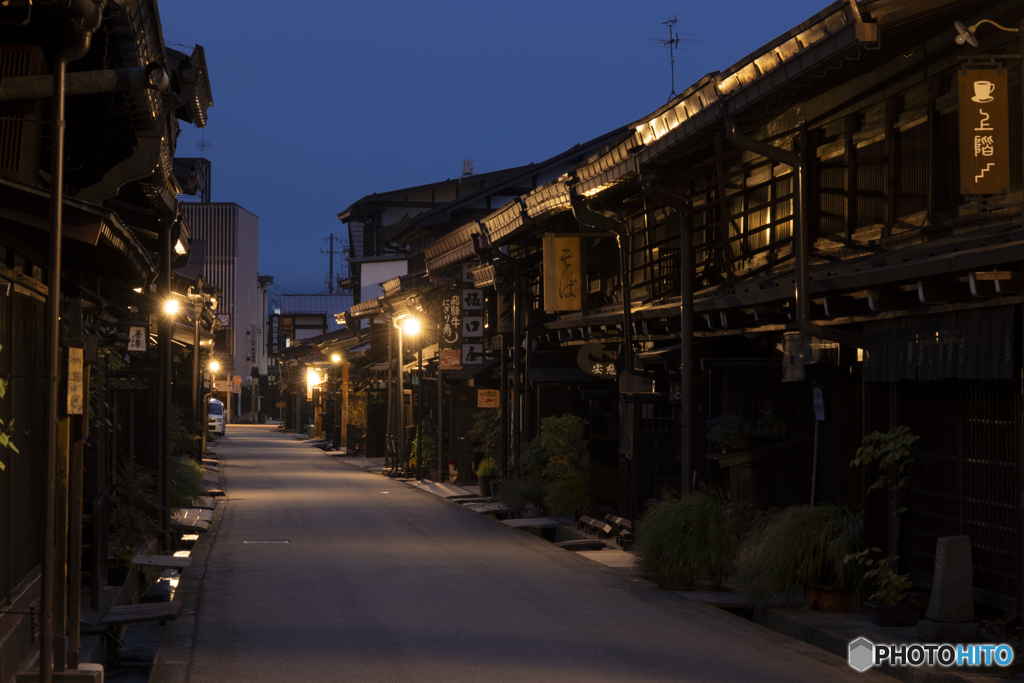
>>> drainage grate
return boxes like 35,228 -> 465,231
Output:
242,540 -> 290,544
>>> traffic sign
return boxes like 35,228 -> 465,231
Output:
232,375 -> 242,386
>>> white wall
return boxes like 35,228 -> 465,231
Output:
359,259 -> 407,303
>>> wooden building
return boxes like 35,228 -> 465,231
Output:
334,0 -> 1024,612
0,2 -> 214,680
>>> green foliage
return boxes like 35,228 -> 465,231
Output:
543,472 -> 590,518
466,409 -> 501,464
410,419 -> 437,469
476,457 -> 499,477
496,478 -> 546,516
736,504 -> 863,605
110,460 -> 160,558
847,426 -> 919,606
169,455 -> 206,510
0,345 -> 17,472
635,487 -> 757,588
170,406 -> 201,459
522,414 -> 589,482
705,411 -> 755,450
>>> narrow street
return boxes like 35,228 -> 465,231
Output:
177,426 -> 881,683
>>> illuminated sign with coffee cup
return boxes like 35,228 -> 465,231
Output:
959,68 -> 1009,196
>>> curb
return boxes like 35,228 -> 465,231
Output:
148,468 -> 226,683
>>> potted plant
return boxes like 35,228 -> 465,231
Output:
846,426 -> 921,626
635,487 -> 756,589
736,504 -> 862,609
477,457 -> 499,496
705,411 -> 756,452
983,612 -> 1021,679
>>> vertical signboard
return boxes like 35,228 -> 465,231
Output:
462,343 -> 484,365
269,314 -> 280,356
959,68 -> 1009,196
543,234 -> 581,312
496,292 -> 513,333
440,290 -> 462,348
67,347 -> 84,415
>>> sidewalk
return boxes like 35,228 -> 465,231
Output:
338,452 -> 1013,683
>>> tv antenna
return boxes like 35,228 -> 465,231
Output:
651,17 -> 704,102
196,131 -> 212,157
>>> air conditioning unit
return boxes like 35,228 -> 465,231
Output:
462,159 -> 474,177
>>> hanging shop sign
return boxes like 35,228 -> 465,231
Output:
439,347 -> 462,370
462,288 -> 483,311
462,316 -> 484,338
478,389 -> 500,408
126,325 -> 148,353
959,67 -> 1009,196
496,292 -> 513,333
543,234 -> 581,313
576,341 -> 621,378
440,290 -> 462,347
461,343 -> 484,365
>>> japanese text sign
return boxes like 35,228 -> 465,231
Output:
959,68 -> 1009,196
478,389 -> 500,408
461,343 -> 484,365
440,291 -> 462,347
496,292 -> 513,333
543,234 -> 581,312
127,326 -> 147,353
462,288 -> 483,311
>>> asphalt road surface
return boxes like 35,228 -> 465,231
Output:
182,425 -> 889,683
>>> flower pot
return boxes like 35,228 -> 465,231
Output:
864,601 -> 922,627
479,475 -> 493,497
730,436 -> 755,451
816,586 -> 856,613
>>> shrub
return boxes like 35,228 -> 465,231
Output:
169,454 -> 206,510
735,504 -> 863,606
634,487 -> 755,588
409,419 -> 437,470
496,478 -> 546,516
543,472 -> 589,518
110,460 -> 160,558
477,457 -> 499,477
466,409 -> 501,465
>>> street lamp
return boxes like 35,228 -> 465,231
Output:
394,314 -> 423,479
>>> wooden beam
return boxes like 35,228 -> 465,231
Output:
868,288 -> 923,312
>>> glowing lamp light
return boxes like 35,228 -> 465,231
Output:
400,316 -> 420,336
331,354 -> 341,363
209,360 -> 220,373
163,299 -> 179,316
306,368 -> 323,387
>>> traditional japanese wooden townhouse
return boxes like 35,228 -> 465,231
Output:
399,0 -> 1024,611
0,2 -> 214,679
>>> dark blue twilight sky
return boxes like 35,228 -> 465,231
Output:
160,0 -> 828,301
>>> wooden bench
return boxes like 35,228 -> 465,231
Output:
606,515 -> 634,549
132,554 -> 191,569
577,515 -> 615,539
100,601 -> 180,627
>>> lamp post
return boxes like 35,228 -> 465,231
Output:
393,314 -> 421,477
331,354 -> 342,451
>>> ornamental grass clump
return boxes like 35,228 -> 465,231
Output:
735,504 -> 863,606
634,487 -> 755,588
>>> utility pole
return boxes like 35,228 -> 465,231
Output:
320,234 -> 350,294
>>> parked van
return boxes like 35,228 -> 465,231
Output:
208,398 -> 225,436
